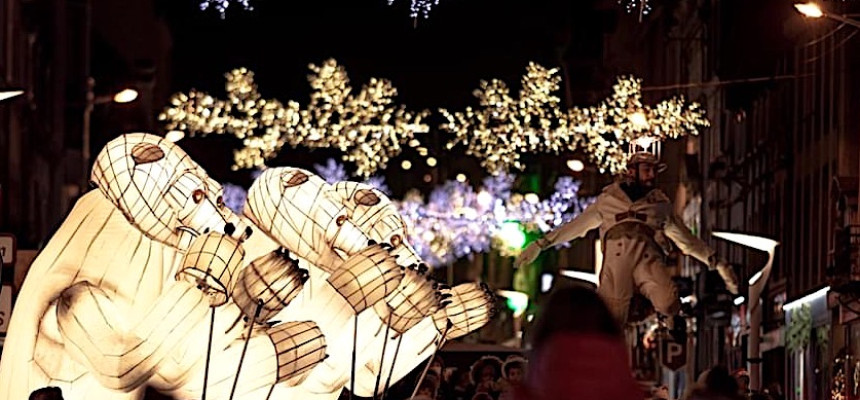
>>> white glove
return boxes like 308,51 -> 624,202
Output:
515,242 -> 542,268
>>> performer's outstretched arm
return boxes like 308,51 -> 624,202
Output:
664,214 -> 739,294
515,203 -> 602,268
663,214 -> 713,266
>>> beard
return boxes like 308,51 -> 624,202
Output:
639,178 -> 655,188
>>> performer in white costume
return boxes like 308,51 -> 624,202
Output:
515,152 -> 739,325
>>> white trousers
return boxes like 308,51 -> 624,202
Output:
597,234 -> 680,326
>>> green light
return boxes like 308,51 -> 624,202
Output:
499,290 -> 529,317
498,221 -> 527,249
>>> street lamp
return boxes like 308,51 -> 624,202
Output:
0,90 -> 24,102
794,2 -> 860,29
712,231 -> 779,393
82,77 -> 138,190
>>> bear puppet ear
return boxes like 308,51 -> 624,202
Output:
131,143 -> 166,165
280,170 -> 309,188
354,189 -> 380,206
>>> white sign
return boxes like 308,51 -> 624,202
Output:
0,285 -> 12,334
0,234 -> 14,265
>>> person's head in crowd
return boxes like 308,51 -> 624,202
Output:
530,286 -> 621,349
651,384 -> 670,399
765,382 -> 783,397
516,287 -> 643,400
417,374 -> 439,399
429,355 -> 445,381
502,355 -> 527,385
470,356 -> 503,388
452,368 -> 472,390
29,387 -> 64,400
688,366 -> 742,400
707,366 -> 740,396
471,393 -> 494,400
734,369 -> 750,394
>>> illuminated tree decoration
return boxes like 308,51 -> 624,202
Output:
199,0 -> 253,18
160,59 -> 430,178
441,64 -> 710,175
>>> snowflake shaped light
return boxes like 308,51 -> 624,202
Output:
571,76 -> 710,174
160,59 -> 430,178
199,0 -> 253,18
619,0 -> 651,21
441,63 -> 709,176
440,63 -> 578,175
388,0 -> 443,19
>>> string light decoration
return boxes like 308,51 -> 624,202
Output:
441,63 -> 710,175
440,63 -> 576,175
160,59 -> 430,178
199,0 -> 253,18
618,0 -> 652,19
399,172 -> 594,265
388,0 -> 443,19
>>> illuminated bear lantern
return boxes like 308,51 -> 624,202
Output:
0,134 -> 328,400
0,135 -> 495,400
243,169 -> 495,400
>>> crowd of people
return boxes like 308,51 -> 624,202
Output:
409,286 -> 787,400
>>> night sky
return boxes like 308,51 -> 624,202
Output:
148,0 -> 806,192
161,0 -> 592,108
146,0 -> 612,193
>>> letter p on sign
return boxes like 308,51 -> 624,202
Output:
661,340 -> 687,371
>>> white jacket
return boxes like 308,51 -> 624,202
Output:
540,182 -> 714,266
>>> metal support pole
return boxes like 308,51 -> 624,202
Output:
748,250 -> 775,392
82,77 -> 94,191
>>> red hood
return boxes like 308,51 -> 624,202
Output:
516,333 -> 644,400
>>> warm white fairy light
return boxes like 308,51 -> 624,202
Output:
160,59 -> 429,178
162,61 -> 707,178
441,63 -> 710,175
440,63 -> 577,175
619,0 -> 652,18
199,0 -> 253,18
388,0 -> 444,19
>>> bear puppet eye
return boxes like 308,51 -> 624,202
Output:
281,171 -> 309,188
355,189 -> 380,206
390,234 -> 402,247
216,196 -> 225,209
192,189 -> 206,204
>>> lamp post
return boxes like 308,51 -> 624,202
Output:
82,77 -> 138,190
712,232 -> 779,393
0,90 -> 23,102
795,2 -> 860,29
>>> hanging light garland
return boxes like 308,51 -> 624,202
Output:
618,0 -> 651,21
388,0 -> 444,19
199,0 -> 253,18
162,60 -> 708,178
441,63 -> 710,175
159,59 -> 430,178
198,0 -> 444,20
